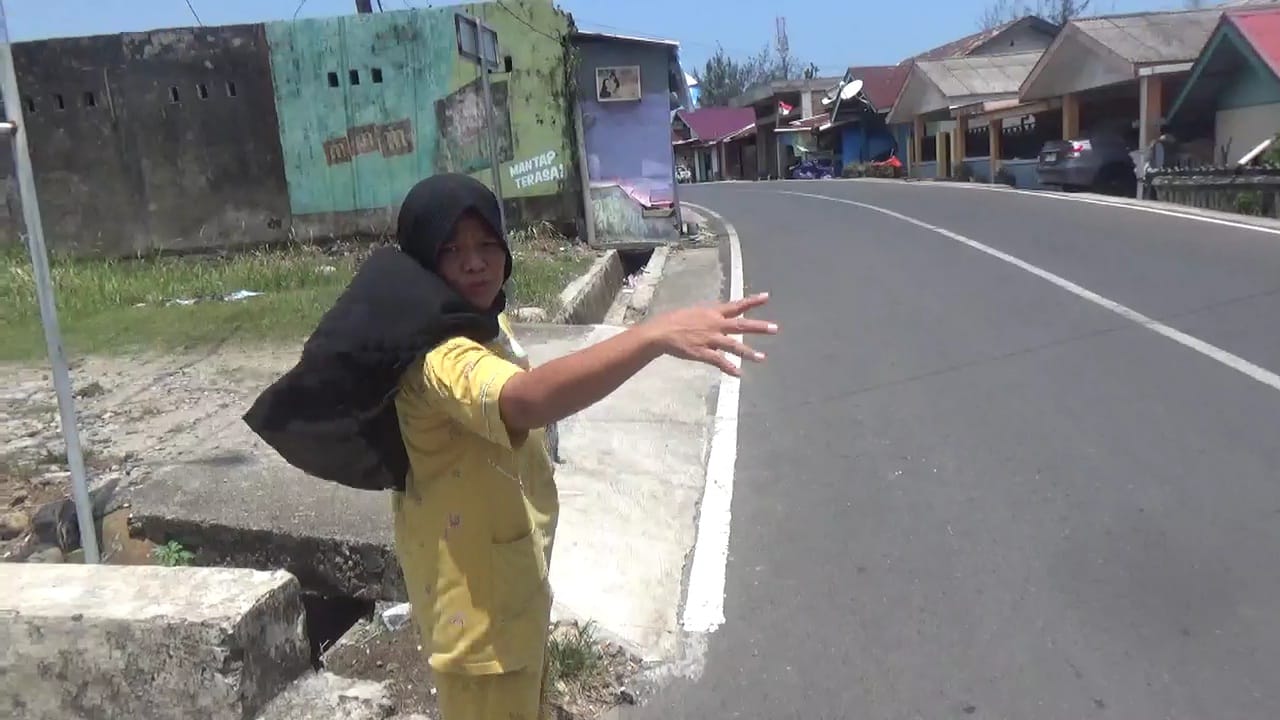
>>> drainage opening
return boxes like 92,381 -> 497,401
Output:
618,248 -> 653,277
301,593 -> 375,668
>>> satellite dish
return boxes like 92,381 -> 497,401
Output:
839,79 -> 864,101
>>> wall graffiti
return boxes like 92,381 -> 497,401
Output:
436,77 -> 513,175
267,1 -> 575,218
509,150 -> 565,190
323,119 -> 415,165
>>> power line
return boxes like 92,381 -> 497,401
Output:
495,1 -> 562,42
292,0 -> 309,20
183,0 -> 203,25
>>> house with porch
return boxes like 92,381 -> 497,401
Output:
1018,9 -> 1222,179
729,76 -> 843,180
672,106 -> 756,181
806,64 -> 912,173
1165,5 -> 1280,165
887,51 -> 1047,184
884,15 -> 1060,180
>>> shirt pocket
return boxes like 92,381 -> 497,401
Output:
490,528 -> 550,621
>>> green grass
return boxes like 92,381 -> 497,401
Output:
1,231 -> 592,363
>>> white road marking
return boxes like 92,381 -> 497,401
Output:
912,181 -> 1280,237
780,190 -> 1280,394
783,176 -> 1280,238
679,202 -> 744,634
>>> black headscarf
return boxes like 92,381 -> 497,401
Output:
242,174 -> 512,491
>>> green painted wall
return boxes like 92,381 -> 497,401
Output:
1219,58 -> 1280,110
453,0 -> 575,202
265,0 -> 574,216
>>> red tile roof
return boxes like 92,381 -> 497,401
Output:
1229,7 -> 1280,78
675,107 -> 757,143
844,64 -> 913,110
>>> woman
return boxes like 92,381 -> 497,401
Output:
247,174 -> 776,719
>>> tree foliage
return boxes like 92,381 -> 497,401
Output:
693,43 -> 811,107
979,0 -> 1093,29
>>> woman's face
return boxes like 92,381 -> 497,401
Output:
436,212 -> 507,311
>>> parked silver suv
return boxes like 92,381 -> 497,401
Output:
1037,131 -> 1137,195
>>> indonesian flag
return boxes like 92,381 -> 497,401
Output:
778,101 -> 794,116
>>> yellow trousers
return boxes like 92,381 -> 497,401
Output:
434,653 -> 551,720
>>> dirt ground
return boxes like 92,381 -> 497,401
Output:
324,619 -> 441,718
323,616 -> 643,720
0,345 -> 298,559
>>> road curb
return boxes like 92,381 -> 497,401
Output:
554,249 -> 625,325
604,245 -> 671,325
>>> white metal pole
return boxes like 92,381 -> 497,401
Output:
0,0 -> 100,562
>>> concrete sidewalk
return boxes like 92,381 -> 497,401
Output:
130,247 -> 724,662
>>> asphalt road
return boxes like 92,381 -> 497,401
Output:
635,182 -> 1280,720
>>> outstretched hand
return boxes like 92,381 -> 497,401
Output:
644,292 -> 778,376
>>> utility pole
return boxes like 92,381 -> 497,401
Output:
0,0 -> 100,562
774,16 -> 790,80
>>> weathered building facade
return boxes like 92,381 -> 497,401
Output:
574,31 -> 688,245
1,25 -> 289,255
2,0 -> 582,256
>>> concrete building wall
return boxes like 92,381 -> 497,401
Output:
1,26 -> 290,256
266,1 -> 579,233
1216,103 -> 1280,161
1211,50 -> 1280,162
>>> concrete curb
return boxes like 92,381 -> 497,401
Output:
617,245 -> 670,324
553,249 -> 625,325
2,565 -> 309,720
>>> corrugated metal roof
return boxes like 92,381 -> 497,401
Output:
913,15 -> 1058,61
843,64 -> 913,110
915,51 -> 1043,97
571,30 -> 680,48
675,107 -> 757,143
1072,9 -> 1220,64
1229,6 -> 1280,77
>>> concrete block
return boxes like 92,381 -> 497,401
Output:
555,250 -> 625,324
0,564 -> 309,720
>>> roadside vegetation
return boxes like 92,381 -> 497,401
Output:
0,226 -> 592,362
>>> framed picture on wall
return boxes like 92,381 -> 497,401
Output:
595,66 -> 641,102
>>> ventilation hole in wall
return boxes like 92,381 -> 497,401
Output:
169,86 -> 181,103
371,67 -> 384,84
349,69 -> 360,86
83,91 -> 97,108
197,83 -> 209,100
327,71 -> 340,88
226,81 -> 238,97
54,93 -> 65,110
22,96 -> 34,113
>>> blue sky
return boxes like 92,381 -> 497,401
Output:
7,0 -> 1197,72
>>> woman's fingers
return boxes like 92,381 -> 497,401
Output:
697,348 -> 741,377
726,317 -> 779,336
721,292 -> 770,318
711,334 -> 765,363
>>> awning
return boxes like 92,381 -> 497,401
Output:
721,123 -> 758,143
951,97 -> 1063,122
